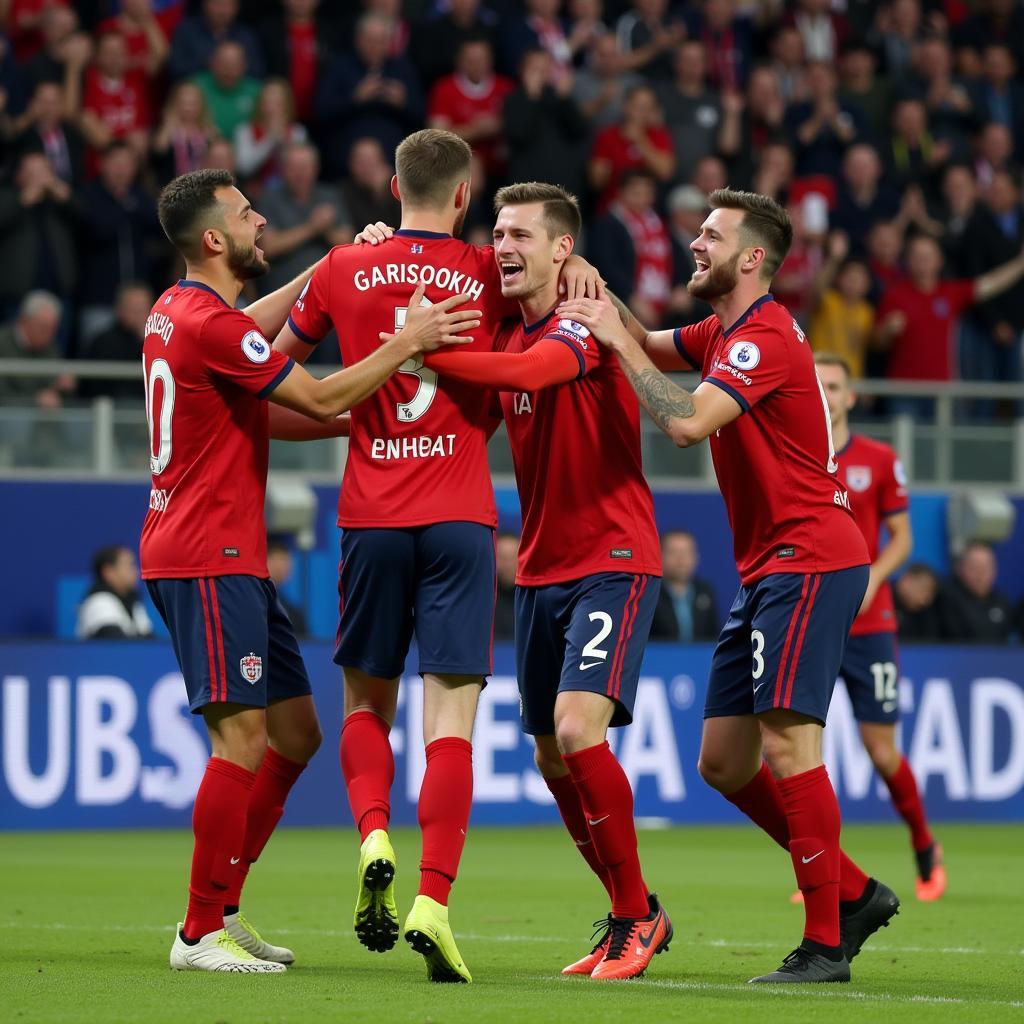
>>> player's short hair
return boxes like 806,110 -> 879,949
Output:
158,168 -> 235,260
91,544 -> 128,581
395,129 -> 472,211
813,352 -> 853,380
493,181 -> 581,240
708,188 -> 793,279
661,528 -> 696,547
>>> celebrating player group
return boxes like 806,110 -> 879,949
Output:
140,127 -> 939,983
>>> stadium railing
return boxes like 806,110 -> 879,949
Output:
2,358 -> 1024,490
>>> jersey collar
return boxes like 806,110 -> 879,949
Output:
524,306 -> 558,334
723,293 -> 774,338
835,434 -> 855,458
178,279 -> 229,306
394,229 -> 451,239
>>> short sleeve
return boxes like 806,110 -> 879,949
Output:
286,257 -> 332,346
201,308 -> 294,398
540,318 -> 601,379
672,317 -> 717,371
879,448 -> 909,517
703,323 -> 792,413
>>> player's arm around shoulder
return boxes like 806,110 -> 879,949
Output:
554,294 -> 740,447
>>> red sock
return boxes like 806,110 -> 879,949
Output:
223,748 -> 307,909
418,737 -> 473,906
885,756 -> 933,852
544,772 -> 615,901
727,762 -> 869,903
183,757 -> 254,941
777,766 -> 841,948
340,710 -> 394,840
563,741 -> 648,919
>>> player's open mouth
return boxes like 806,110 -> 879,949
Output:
500,261 -> 524,282
694,257 -> 710,272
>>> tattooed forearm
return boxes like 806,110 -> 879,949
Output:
622,362 -> 696,434
608,291 -> 632,328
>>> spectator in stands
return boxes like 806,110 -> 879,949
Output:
76,545 -> 153,639
200,137 -> 236,174
656,40 -> 725,186
80,31 -> 152,169
903,37 -> 975,163
688,0 -> 757,93
750,141 -> 795,203
493,532 -> 518,642
970,44 -> 1024,153
0,152 -> 78,322
885,98 -> 951,195
316,11 -> 422,176
959,0 -> 1024,69
564,0 -> 608,69
266,537 -> 307,637
717,65 -> 788,188
894,562 -> 944,641
837,40 -> 893,144
15,80 -> 85,186
234,78 -> 307,190
767,24 -> 807,103
973,122 -> 1018,190
589,83 -> 674,211
588,169 -> 671,330
504,48 -> 588,200
502,0 -> 574,81
874,0 -> 924,80
192,40 -> 261,142
785,59 -> 862,177
614,0 -> 685,80
409,0 -> 499,88
788,0 -> 847,65
78,282 -> 152,402
427,38 -> 514,185
150,80 -> 218,184
168,0 -> 264,82
649,529 -> 719,642
17,6 -> 89,102
831,143 -> 901,255
809,231 -> 876,377
572,32 -> 642,136
96,0 -> 170,79
7,0 -> 72,65
77,141 -> 161,342
865,219 -> 905,297
664,183 -> 713,327
259,0 -> 342,124
941,541 -> 1014,643
0,291 -> 73,407
257,141 -> 351,295
875,234 -> 1024,404
772,195 -> 827,325
339,136 -> 400,231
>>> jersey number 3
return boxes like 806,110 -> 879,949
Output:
394,304 -> 438,422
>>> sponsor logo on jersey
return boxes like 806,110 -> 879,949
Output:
776,546 -> 795,559
410,243 -> 423,254
148,488 -> 169,512
353,263 -> 485,302
513,392 -> 533,415
846,465 -> 872,492
714,359 -> 753,386
370,434 -> 457,460
610,548 -> 633,558
728,340 -> 760,370
241,330 -> 271,363
240,652 -> 263,684
834,489 -> 852,509
223,547 -> 239,557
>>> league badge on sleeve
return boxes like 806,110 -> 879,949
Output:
241,330 -> 271,363
556,318 -> 590,348
728,340 -> 760,370
240,652 -> 263,684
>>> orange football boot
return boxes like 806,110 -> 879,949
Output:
562,915 -> 612,976
915,842 -> 947,901
590,894 -> 672,980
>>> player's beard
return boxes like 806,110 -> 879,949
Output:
688,251 -> 741,300
226,233 -> 269,281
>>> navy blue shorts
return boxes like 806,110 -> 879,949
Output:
515,573 -> 660,735
147,576 -> 312,714
705,566 -> 869,725
335,522 -> 496,679
840,631 -> 900,724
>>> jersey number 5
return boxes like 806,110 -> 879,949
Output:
394,303 -> 438,422
144,357 -> 174,475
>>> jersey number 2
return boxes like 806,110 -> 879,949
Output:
144,357 -> 174,475
394,303 -> 438,422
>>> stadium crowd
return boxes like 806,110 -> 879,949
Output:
0,0 -> 1023,410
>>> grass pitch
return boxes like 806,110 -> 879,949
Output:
2,823 -> 1022,1023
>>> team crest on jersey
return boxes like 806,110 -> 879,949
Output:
728,340 -> 760,370
241,330 -> 271,363
410,243 -> 423,253
846,465 -> 872,492
240,652 -> 263,684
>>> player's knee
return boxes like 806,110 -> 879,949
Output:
697,753 -> 732,793
554,715 -> 601,756
222,730 -> 268,773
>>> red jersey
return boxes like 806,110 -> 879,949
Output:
876,279 -> 975,381
427,73 -> 514,174
286,230 -> 515,529
590,124 -> 674,210
498,312 -> 662,586
675,295 -> 869,585
140,281 -> 294,579
83,67 -> 151,135
838,434 -> 909,635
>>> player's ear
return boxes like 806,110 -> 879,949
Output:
390,175 -> 401,201
745,246 -> 765,274
454,179 -> 469,209
201,227 -> 225,257
554,232 -> 574,263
